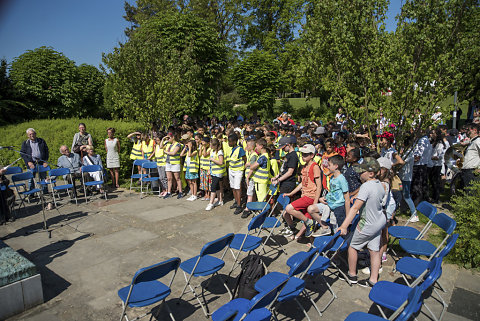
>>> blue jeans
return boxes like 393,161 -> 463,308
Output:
401,180 -> 416,216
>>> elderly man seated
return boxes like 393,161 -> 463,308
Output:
57,145 -> 90,196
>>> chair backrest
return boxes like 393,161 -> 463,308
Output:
420,257 -> 443,291
268,184 -> 278,195
82,164 -> 102,173
200,233 -> 235,257
249,275 -> 289,311
395,286 -> 424,321
11,171 -> 34,182
5,166 -> 22,175
432,213 -> 456,235
313,231 -> 341,252
50,167 -> 71,177
141,161 -> 158,169
416,201 -> 437,220
248,209 -> 269,231
133,159 -> 148,166
437,233 -> 459,259
132,257 -> 181,285
277,194 -> 290,210
287,248 -> 319,277
37,165 -> 51,173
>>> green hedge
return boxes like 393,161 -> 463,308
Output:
0,118 -> 143,181
448,180 -> 480,269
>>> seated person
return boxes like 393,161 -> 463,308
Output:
57,145 -> 89,196
82,145 -> 104,192
0,168 -> 15,223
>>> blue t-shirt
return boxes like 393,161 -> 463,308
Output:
325,174 -> 349,210
257,155 -> 268,169
230,146 -> 246,158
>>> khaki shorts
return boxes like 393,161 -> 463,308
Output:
350,229 -> 381,252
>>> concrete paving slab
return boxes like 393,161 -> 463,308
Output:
133,205 -> 195,222
96,227 -> 158,251
455,268 -> 480,294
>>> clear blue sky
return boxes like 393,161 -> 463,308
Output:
0,0 -> 402,68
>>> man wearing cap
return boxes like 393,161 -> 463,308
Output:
283,144 -> 322,238
338,157 -> 386,288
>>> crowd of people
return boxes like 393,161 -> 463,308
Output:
1,113 -> 479,287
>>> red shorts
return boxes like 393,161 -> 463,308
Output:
290,196 -> 314,218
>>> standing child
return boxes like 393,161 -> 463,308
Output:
105,128 -> 121,188
181,140 -> 199,201
206,138 -> 225,210
307,154 -> 350,236
127,131 -> 142,174
241,139 -> 258,218
338,157 -> 386,287
228,133 -> 247,214
246,138 -> 270,206
153,136 -> 168,197
199,137 -> 211,201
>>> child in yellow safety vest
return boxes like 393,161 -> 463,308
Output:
181,140 -> 199,201
242,139 -> 258,218
127,131 -> 142,175
245,138 -> 270,218
161,132 -> 183,199
228,133 -> 247,215
199,137 -> 211,201
206,138 -> 225,211
153,136 -> 168,196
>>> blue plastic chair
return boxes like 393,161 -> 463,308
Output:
11,171 -> 45,212
399,213 -> 456,260
284,232 -> 341,317
5,166 -> 26,190
211,275 -> 289,321
344,286 -> 423,321
246,184 -> 277,215
228,209 -> 269,276
140,161 -> 160,198
396,234 -> 458,321
388,201 -> 437,257
179,233 -> 235,317
81,165 -> 108,203
258,194 -> 290,256
35,165 -> 55,189
130,159 -> 149,190
369,258 -> 442,320
118,257 -> 181,321
49,168 -> 77,206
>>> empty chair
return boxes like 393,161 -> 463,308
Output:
129,159 -> 149,190
11,171 -> 45,212
118,257 -> 181,321
81,164 -> 108,203
399,213 -> 456,260
211,275 -> 289,321
140,161 -> 160,198
258,193 -> 290,256
344,286 -> 423,321
35,165 -> 55,191
286,232 -> 341,317
388,201 -> 437,257
49,168 -> 77,206
5,166 -> 25,191
179,233 -> 235,317
369,258 -> 442,321
228,209 -> 269,276
396,234 -> 458,321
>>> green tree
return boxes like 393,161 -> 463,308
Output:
233,50 -> 281,118
0,59 -> 28,125
297,0 -> 389,131
76,64 -> 105,118
9,47 -> 80,118
103,12 -> 227,126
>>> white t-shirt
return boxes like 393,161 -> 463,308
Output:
356,179 -> 386,236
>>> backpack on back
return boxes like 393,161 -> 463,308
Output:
232,254 -> 266,299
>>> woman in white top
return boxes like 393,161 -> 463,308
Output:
105,128 -> 121,188
430,128 -> 448,203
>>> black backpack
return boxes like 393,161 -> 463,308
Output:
232,254 -> 266,299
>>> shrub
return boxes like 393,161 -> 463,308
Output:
448,180 -> 480,268
0,118 -> 143,181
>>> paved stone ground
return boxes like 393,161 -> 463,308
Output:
1,188 -> 479,321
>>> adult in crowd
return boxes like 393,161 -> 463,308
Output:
461,123 -> 480,188
411,131 -> 432,205
57,145 -> 89,197
71,123 -> 93,159
20,128 -> 49,193
105,128 -> 121,188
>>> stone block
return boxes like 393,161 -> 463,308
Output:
0,279 -> 23,319
22,274 -> 44,309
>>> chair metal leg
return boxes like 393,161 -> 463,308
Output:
164,300 -> 176,321
294,298 -> 311,321
376,304 -> 388,319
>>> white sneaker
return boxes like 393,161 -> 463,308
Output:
361,266 -> 383,275
409,215 -> 419,223
312,227 -> 331,237
206,203 -> 214,211
215,201 -> 224,207
187,195 -> 197,201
